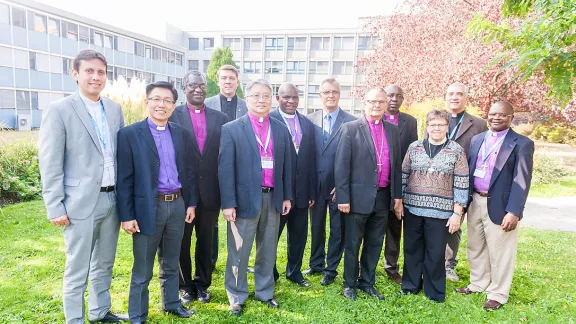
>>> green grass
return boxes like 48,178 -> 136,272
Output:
0,200 -> 575,323
530,175 -> 576,198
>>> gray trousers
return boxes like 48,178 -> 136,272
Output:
225,192 -> 280,305
128,196 -> 185,322
63,192 -> 119,324
445,217 -> 465,269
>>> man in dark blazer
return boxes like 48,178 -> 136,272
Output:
169,71 -> 228,305
305,78 -> 357,286
116,81 -> 198,323
270,83 -> 317,287
456,101 -> 534,311
219,79 -> 293,315
335,87 -> 403,300
382,84 -> 418,284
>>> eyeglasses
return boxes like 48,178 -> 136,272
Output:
488,113 -> 512,118
427,123 -> 448,129
247,94 -> 272,100
185,83 -> 206,91
366,100 -> 386,106
148,97 -> 175,105
321,90 -> 340,96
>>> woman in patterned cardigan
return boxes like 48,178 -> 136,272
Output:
399,109 -> 469,302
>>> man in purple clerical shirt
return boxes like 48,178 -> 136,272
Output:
116,81 -> 198,322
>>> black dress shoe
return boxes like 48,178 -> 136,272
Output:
197,289 -> 210,303
261,298 -> 280,308
320,275 -> 336,286
90,311 -> 128,323
360,286 -> 385,300
302,268 -> 323,275
291,279 -> 311,288
343,287 -> 357,300
180,290 -> 195,304
400,289 -> 419,295
165,306 -> 194,318
229,304 -> 243,315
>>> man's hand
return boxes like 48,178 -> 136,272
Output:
330,188 -> 336,203
122,220 -> 140,235
223,208 -> 236,222
185,207 -> 196,223
309,200 -> 316,208
282,200 -> 292,215
338,203 -> 350,214
394,199 -> 403,220
501,213 -> 519,232
446,214 -> 461,234
50,214 -> 71,227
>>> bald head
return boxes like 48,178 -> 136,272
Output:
488,100 -> 514,132
385,84 -> 404,114
277,82 -> 299,115
492,100 -> 514,114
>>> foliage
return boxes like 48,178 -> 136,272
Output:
102,76 -> 147,126
512,123 -> 535,137
205,47 -> 243,98
532,153 -> 570,186
531,124 -> 576,145
0,139 -> 41,203
530,175 -> 576,198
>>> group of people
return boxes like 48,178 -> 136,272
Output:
38,49 -> 534,324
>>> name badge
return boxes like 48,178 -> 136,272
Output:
262,157 -> 273,169
473,168 -> 486,178
104,156 -> 115,168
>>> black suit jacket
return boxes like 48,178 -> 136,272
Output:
169,104 -> 228,210
270,109 -> 317,208
335,116 -> 402,214
397,112 -> 419,160
468,129 -> 534,225
116,119 -> 198,235
307,108 -> 357,200
218,114 -> 293,218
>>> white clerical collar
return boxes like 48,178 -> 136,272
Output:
79,91 -> 101,106
279,109 -> 296,119
429,137 -> 447,145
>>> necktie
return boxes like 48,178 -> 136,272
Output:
323,114 -> 332,146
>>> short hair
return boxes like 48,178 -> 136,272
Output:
245,79 -> 272,96
365,87 -> 386,97
145,81 -> 178,102
73,49 -> 107,73
447,82 -> 469,96
492,100 -> 514,113
182,70 -> 206,88
425,109 -> 450,125
216,65 -> 239,79
320,78 -> 341,91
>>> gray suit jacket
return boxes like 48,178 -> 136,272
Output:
38,92 -> 124,220
204,94 -> 248,120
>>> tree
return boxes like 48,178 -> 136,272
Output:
205,47 -> 244,98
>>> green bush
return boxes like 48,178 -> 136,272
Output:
512,123 -> 535,137
531,124 -> 576,145
0,139 -> 41,203
532,153 -> 569,186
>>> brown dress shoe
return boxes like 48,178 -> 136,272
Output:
483,299 -> 503,311
388,273 -> 402,284
455,287 -> 474,295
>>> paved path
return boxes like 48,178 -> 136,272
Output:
521,196 -> 576,232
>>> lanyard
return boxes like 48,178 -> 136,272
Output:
480,131 -> 508,166
255,125 -> 271,154
449,113 -> 465,140
82,98 -> 108,151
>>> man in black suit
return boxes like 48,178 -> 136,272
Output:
116,81 -> 198,322
382,84 -> 418,284
170,71 -> 228,305
270,83 -> 317,288
335,87 -> 403,300
305,78 -> 357,286
456,101 -> 534,311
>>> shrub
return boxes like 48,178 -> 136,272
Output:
0,138 -> 41,203
513,123 -> 535,137
532,153 -> 569,186
531,124 -> 576,145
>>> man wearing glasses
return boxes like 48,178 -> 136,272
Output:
305,78 -> 356,286
219,79 -> 293,315
170,71 -> 228,305
116,81 -> 198,322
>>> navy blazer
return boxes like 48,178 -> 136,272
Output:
218,114 -> 293,218
116,119 -> 198,235
335,116 -> 402,214
270,109 -> 317,208
468,129 -> 534,225
307,108 -> 357,200
169,104 -> 228,210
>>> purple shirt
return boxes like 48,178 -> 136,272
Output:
384,113 -> 400,126
473,129 -> 508,192
367,116 -> 391,188
248,112 -> 275,188
187,103 -> 207,154
147,118 -> 182,194
280,112 -> 302,152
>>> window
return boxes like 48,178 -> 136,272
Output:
27,12 -> 47,33
35,53 -> 50,72
203,38 -> 214,50
296,85 -> 305,97
189,37 -> 199,50
334,37 -> 354,50
125,39 -> 134,54
91,30 -> 103,47
31,91 -> 38,110
153,47 -> 160,60
176,54 -> 183,66
309,61 -> 329,74
62,57 -> 72,74
104,35 -> 113,49
308,85 -> 320,98
0,3 -> 9,25
116,37 -> 127,52
264,61 -> 283,74
134,42 -> 144,56
203,60 -> 210,72
310,37 -> 330,50
47,18 -> 59,36
126,69 -> 134,80
286,61 -> 305,74
223,38 -> 240,50
13,49 -> 28,69
16,91 -> 30,109
332,61 -> 354,75
287,37 -> 306,50
62,21 -> 78,40
169,52 -> 175,64
243,61 -> 261,73
161,49 -> 168,62
50,55 -> 63,74
358,36 -> 375,50
271,84 -> 280,96
114,67 -> 126,79
341,86 -> 351,98
176,78 -> 183,90
244,38 -> 262,51
29,52 -> 36,70
0,90 -> 15,108
0,46 -> 12,67
79,25 -> 89,43
265,38 -> 283,50
145,45 -> 151,58
188,60 -> 199,70
12,8 -> 26,28
107,65 -> 114,81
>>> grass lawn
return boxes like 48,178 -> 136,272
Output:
0,200 -> 575,323
529,175 -> 576,198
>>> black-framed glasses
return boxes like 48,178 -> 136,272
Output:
488,113 -> 513,118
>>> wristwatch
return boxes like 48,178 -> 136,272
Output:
453,211 -> 463,217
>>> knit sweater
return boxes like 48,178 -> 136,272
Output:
402,140 -> 469,219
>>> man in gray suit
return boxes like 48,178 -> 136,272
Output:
204,64 -> 247,270
38,50 -> 127,324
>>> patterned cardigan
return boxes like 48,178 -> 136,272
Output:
402,140 -> 469,219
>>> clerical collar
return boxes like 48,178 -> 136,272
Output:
366,115 -> 383,125
490,129 -> 509,137
248,112 -> 269,123
147,117 -> 167,131
429,137 -> 447,145
79,91 -> 101,105
187,102 -> 205,114
279,109 -> 296,119
451,110 -> 465,118
220,93 -> 235,102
